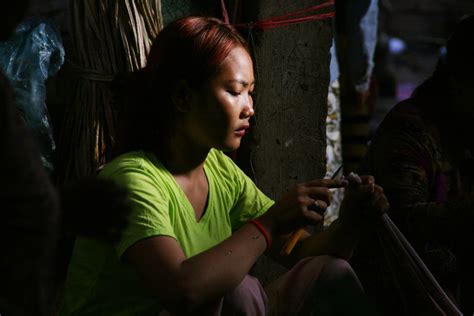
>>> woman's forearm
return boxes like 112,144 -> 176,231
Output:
293,219 -> 360,261
127,220 -> 270,313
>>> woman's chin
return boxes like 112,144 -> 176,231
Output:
218,141 -> 241,152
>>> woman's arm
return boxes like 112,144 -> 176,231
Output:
124,178 -> 346,314
125,220 -> 269,314
290,219 -> 360,262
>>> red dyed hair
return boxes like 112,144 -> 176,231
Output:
146,16 -> 248,88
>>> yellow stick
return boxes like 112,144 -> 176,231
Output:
280,228 -> 306,256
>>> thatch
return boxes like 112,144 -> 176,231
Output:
56,0 -> 162,183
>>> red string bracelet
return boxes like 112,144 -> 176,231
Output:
248,219 -> 272,250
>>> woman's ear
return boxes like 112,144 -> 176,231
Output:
171,79 -> 193,112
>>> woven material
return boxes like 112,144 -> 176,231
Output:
56,0 -> 163,182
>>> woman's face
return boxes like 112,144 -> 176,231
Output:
185,45 -> 255,152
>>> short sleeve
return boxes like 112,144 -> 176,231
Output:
100,162 -> 176,258
230,172 -> 274,230
214,152 -> 274,230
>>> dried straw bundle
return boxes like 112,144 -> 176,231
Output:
56,0 -> 162,182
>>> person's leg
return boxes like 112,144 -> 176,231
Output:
266,255 -> 376,316
221,274 -> 268,316
158,274 -> 267,316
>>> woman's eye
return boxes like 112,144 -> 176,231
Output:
228,90 -> 241,96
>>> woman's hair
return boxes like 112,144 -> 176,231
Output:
113,16 -> 248,157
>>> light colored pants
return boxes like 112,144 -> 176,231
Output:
203,255 -> 372,315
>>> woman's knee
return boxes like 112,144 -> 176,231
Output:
305,256 -> 372,315
317,256 -> 360,285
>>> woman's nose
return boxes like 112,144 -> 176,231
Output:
241,107 -> 254,119
241,94 -> 254,119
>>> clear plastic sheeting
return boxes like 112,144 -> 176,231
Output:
0,18 -> 64,171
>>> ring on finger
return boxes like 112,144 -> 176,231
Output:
310,200 -> 326,214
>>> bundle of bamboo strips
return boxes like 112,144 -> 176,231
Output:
56,0 -> 162,183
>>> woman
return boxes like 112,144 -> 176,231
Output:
60,16 -> 388,315
354,15 -> 474,315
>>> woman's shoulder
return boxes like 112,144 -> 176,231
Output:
100,151 -> 163,178
206,149 -> 241,172
206,148 -> 229,166
205,149 -> 248,185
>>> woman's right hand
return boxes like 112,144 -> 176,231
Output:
338,173 -> 389,227
258,178 -> 347,235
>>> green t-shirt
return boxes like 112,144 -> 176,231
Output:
60,149 -> 274,316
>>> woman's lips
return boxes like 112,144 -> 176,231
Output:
234,129 -> 246,137
234,125 -> 249,136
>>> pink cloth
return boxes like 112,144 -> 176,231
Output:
159,255 -> 369,315
221,274 -> 268,315
221,255 -> 369,315
267,255 -> 369,315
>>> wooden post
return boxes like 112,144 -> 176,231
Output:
239,0 -> 333,284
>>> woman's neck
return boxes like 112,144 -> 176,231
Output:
159,129 -> 210,176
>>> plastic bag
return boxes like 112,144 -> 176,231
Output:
0,17 -> 65,171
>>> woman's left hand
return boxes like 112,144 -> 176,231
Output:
338,173 -> 389,227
